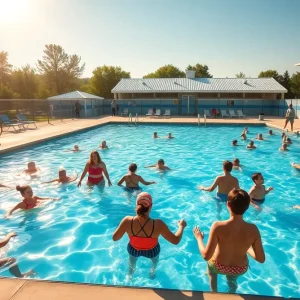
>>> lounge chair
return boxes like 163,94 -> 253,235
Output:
121,108 -> 129,117
204,110 -> 212,118
164,109 -> 171,117
155,109 -> 161,117
237,110 -> 246,117
221,110 -> 230,118
0,115 -> 24,131
17,114 -> 37,128
229,110 -> 238,118
146,109 -> 153,116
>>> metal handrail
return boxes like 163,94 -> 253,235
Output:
135,113 -> 139,125
204,114 -> 207,127
128,113 -> 132,124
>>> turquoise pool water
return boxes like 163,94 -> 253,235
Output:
0,124 -> 299,297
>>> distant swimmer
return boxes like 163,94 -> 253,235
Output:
4,185 -> 59,218
246,140 -> 256,149
118,163 -> 156,191
294,205 -> 300,210
167,133 -> 174,139
248,173 -> 273,210
153,132 -> 159,139
281,132 -> 286,141
268,129 -> 275,135
286,138 -> 292,144
242,127 -> 249,134
232,158 -> 241,170
0,183 -> 12,189
232,140 -> 238,146
145,159 -> 171,171
240,133 -> 247,140
254,134 -> 265,141
198,161 -> 240,201
279,143 -> 288,151
65,145 -> 80,152
23,162 -> 40,175
99,141 -> 108,150
291,162 -> 300,170
0,232 -> 35,278
42,169 -> 78,184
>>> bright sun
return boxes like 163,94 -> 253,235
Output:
0,0 -> 29,23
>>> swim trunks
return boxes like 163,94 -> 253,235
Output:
208,259 -> 248,276
216,193 -> 228,202
252,198 -> 265,204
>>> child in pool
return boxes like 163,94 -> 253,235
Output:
23,162 -> 40,175
0,232 -> 35,278
248,173 -> 273,210
268,130 -> 275,135
145,159 -> 171,171
4,185 -> 59,218
65,145 -> 80,152
255,134 -> 265,141
99,141 -> 108,149
232,140 -> 238,146
42,169 -> 77,184
153,132 -> 159,139
167,133 -> 174,139
240,133 -> 247,140
246,141 -> 256,149
232,158 -> 241,170
279,143 -> 288,151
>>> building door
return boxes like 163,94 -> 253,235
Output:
181,95 -> 196,115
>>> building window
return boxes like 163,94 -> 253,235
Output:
227,100 -> 234,106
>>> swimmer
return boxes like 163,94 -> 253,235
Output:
286,138 -> 292,144
99,141 -> 108,150
198,161 -> 240,201
0,232 -> 35,278
254,134 -> 265,141
281,132 -> 286,141
232,140 -> 238,146
167,133 -> 174,139
279,143 -> 288,151
232,158 -> 241,170
0,183 -> 12,189
291,162 -> 300,170
242,127 -> 249,134
268,130 -> 275,135
118,163 -> 156,191
4,185 -> 59,219
42,169 -> 78,184
153,132 -> 159,139
240,133 -> 247,140
113,192 -> 187,278
295,131 -> 299,137
294,205 -> 300,210
65,145 -> 80,152
145,159 -> 171,171
248,173 -> 273,210
23,162 -> 40,175
193,189 -> 265,293
77,150 -> 112,187
246,140 -> 256,149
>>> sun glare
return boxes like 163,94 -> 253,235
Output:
0,0 -> 29,23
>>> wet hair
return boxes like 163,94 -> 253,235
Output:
154,132 -> 157,135
136,204 -> 150,217
16,185 -> 31,195
158,159 -> 165,165
227,189 -> 250,215
287,138 -> 291,142
282,143 -> 288,148
249,140 -> 254,145
223,160 -> 233,172
268,130 -> 273,134
129,163 -> 137,172
59,169 -> 66,175
232,140 -> 238,145
252,172 -> 262,182
89,150 -> 101,165
233,158 -> 240,164
28,161 -> 35,167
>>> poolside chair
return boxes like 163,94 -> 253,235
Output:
0,115 -> 24,131
163,109 -> 171,117
237,110 -> 246,117
155,109 -> 161,117
221,110 -> 230,118
146,109 -> 153,116
121,108 -> 129,117
229,110 -> 238,118
204,110 -> 212,118
17,113 -> 37,128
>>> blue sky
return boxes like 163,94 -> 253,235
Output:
1,0 -> 299,78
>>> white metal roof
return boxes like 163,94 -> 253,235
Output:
112,78 -> 287,93
48,90 -> 104,100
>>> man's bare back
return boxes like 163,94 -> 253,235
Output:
216,174 -> 239,194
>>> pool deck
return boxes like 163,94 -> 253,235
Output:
0,115 -> 299,154
0,278 -> 295,300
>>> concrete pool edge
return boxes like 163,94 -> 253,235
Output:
0,277 -> 294,300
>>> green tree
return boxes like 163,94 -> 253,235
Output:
235,72 -> 246,78
11,65 -> 39,99
144,64 -> 185,78
186,64 -> 212,78
37,44 -> 85,95
0,51 -> 12,84
258,70 -> 279,79
89,66 -> 130,98
281,70 -> 294,98
290,72 -> 300,98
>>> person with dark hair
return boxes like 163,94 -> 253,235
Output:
193,189 -> 265,293
268,129 -> 275,136
279,143 -> 288,151
74,101 -> 81,118
113,192 -> 187,278
248,173 -> 273,210
198,161 -> 239,201
99,141 -> 108,150
254,134 -> 265,141
4,185 -> 58,218
65,145 -> 80,152
118,163 -> 156,191
283,103 -> 295,131
232,158 -> 241,170
23,162 -> 40,175
145,159 -> 171,171
246,140 -> 256,149
77,150 -> 112,187
153,132 -> 159,139
232,140 -> 238,146
240,132 -> 247,140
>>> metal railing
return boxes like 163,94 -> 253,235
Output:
198,114 -> 200,127
135,113 -> 139,126
204,114 -> 207,127
128,113 -> 133,124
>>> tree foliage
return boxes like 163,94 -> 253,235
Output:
235,72 -> 246,78
37,44 -> 85,95
144,64 -> 185,78
186,64 -> 212,78
0,51 -> 12,84
89,66 -> 130,98
290,72 -> 300,98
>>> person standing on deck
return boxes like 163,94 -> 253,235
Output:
75,101 -> 81,118
111,100 -> 116,116
283,104 -> 295,131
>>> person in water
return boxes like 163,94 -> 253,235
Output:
292,162 -> 300,170
232,158 -> 241,170
248,173 -> 273,210
193,189 -> 265,293
254,134 -> 265,141
232,140 -> 238,146
99,141 -> 108,149
145,159 -> 171,171
77,150 -> 112,187
246,140 -> 256,149
0,232 -> 35,278
65,145 -> 80,152
112,192 -> 187,278
198,161 -> 240,201
167,133 -> 174,139
4,185 -> 59,218
268,130 -> 275,135
23,162 -> 40,175
281,132 -> 286,141
285,138 -> 292,144
240,133 -> 247,140
279,143 -> 288,151
294,205 -> 300,210
153,132 -> 159,139
0,183 -> 12,188
42,169 -> 78,184
118,163 -> 156,191
242,127 -> 248,134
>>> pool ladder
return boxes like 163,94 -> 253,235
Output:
128,113 -> 133,125
135,113 -> 139,126
128,113 -> 139,126
198,114 -> 207,127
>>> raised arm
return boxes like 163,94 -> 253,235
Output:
138,176 -> 156,186
35,196 -> 59,201
5,203 -> 23,219
247,226 -> 265,263
0,232 -> 17,248
112,217 -> 128,241
199,177 -> 219,192
144,164 -> 156,168
101,163 -> 112,186
77,163 -> 89,187
159,219 -> 186,245
42,179 -> 59,184
117,176 -> 126,186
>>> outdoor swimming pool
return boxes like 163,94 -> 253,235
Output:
0,123 -> 299,298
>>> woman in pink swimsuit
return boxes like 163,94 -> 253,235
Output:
4,185 -> 59,218
77,150 -> 112,187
